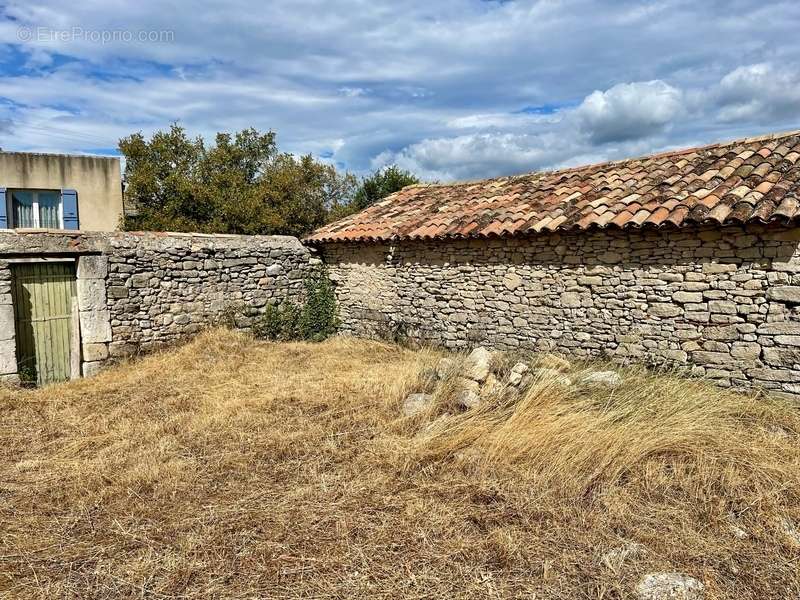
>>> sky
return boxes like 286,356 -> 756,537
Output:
1,0 -> 799,182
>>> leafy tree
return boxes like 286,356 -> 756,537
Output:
328,165 -> 420,221
120,125 -> 358,236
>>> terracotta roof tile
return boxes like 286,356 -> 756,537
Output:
306,130 -> 800,244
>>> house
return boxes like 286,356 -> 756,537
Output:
306,130 -> 800,397
0,152 -> 123,231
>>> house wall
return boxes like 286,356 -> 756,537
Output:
319,223 -> 800,398
0,152 -> 123,231
0,231 -> 314,380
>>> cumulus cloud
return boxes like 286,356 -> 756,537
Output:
713,63 -> 800,123
574,81 -> 683,144
2,1 -> 800,179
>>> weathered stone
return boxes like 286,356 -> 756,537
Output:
635,573 -> 704,600
265,264 -> 283,276
503,273 -> 522,290
402,393 -> 434,416
0,303 -> 14,341
763,347 -> 800,367
82,343 -> 109,362
579,370 -> 622,389
456,378 -> 482,408
560,291 -> 581,308
77,278 -> 107,311
436,357 -> 455,379
649,303 -> 682,318
672,291 -> 703,304
465,347 -> 494,382
79,310 -> 112,343
82,361 -> 104,377
767,286 -> 800,304
508,362 -> 530,386
77,254 -> 108,279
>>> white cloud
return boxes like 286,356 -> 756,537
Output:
574,80 -> 684,144
1,0 -> 800,180
713,63 -> 800,123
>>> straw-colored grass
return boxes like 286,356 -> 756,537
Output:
1,329 -> 799,598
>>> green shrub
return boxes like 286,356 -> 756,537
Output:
251,268 -> 338,342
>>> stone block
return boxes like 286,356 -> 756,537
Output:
709,300 -> 737,314
82,361 -> 104,377
0,303 -> 14,341
648,303 -> 682,318
0,338 -> 16,374
82,343 -> 109,362
704,325 -> 739,341
109,341 -> 138,358
77,255 -> 108,280
77,278 -> 107,311
763,346 -> 800,367
79,310 -> 112,343
560,291 -> 581,308
672,291 -> 703,303
702,263 -> 737,274
767,286 -> 800,304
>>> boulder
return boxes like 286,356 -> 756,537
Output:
482,373 -> 501,396
436,357 -> 455,380
580,370 -> 623,389
508,362 -> 530,386
465,347 -> 494,383
538,353 -> 571,373
635,573 -> 705,600
402,393 -> 434,417
456,378 -> 482,408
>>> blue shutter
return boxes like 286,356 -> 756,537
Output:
0,188 -> 6,229
61,189 -> 79,230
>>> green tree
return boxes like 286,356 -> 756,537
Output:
329,165 -> 420,221
120,125 -> 357,236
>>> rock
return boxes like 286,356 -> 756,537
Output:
635,573 -> 705,600
580,370 -> 623,389
508,362 -> 530,386
402,393 -> 434,417
482,373 -> 501,395
780,517 -> 800,545
465,347 -> 494,383
560,291 -> 581,308
538,353 -> 570,373
649,303 -> 683,318
768,286 -> 800,304
600,542 -> 645,570
503,272 -> 522,291
436,357 -> 455,380
456,378 -> 482,408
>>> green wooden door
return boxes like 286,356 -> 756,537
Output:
12,263 -> 77,385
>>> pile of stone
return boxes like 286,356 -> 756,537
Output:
402,346 -> 627,417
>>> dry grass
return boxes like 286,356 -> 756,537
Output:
1,329 -> 799,598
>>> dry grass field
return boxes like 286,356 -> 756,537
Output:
1,329 -> 799,598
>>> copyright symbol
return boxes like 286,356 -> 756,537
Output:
17,27 -> 32,42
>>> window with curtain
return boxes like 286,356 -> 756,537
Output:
9,190 -> 62,229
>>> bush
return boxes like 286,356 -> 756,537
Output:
252,268 -> 338,342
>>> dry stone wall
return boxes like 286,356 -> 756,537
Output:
0,231 -> 314,379
320,223 -> 800,398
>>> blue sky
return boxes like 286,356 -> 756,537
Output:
1,1 -> 800,181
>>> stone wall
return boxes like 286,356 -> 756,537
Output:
319,223 -> 800,398
0,230 -> 314,379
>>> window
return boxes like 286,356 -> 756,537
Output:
9,190 -> 63,229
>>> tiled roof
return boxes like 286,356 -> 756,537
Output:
306,130 -> 800,244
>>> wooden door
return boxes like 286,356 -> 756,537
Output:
11,262 -> 77,385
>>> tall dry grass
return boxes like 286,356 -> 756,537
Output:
1,329 -> 799,598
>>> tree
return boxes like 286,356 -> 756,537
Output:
120,125 -> 358,236
345,165 -> 420,215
